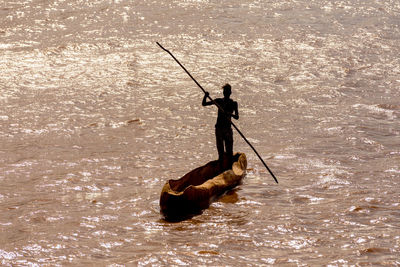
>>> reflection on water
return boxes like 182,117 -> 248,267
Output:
1,0 -> 400,265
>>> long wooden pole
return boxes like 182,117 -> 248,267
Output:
157,42 -> 278,184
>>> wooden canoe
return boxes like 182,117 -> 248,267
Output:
159,152 -> 247,220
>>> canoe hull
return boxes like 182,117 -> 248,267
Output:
160,153 -> 247,220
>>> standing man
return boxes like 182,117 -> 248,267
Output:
202,83 -> 239,166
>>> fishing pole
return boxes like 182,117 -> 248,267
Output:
156,42 -> 278,184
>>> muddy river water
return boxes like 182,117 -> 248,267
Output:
1,0 -> 399,265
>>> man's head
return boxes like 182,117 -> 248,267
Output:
223,83 -> 231,98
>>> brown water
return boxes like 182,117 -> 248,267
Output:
1,0 -> 400,265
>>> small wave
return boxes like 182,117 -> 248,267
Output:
353,103 -> 396,119
85,118 -> 143,129
359,247 -> 390,255
273,154 -> 297,160
377,104 -> 400,111
385,168 -> 400,173
0,249 -> 20,260
348,205 -> 379,213
197,250 -> 219,256
291,194 -> 324,205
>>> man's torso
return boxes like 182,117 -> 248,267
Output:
215,98 -> 236,128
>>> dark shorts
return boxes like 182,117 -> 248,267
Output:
215,127 -> 233,159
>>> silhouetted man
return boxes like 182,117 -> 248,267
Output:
202,84 -> 239,165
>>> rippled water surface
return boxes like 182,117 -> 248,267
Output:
1,0 -> 400,265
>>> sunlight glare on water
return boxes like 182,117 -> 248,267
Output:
1,0 -> 400,265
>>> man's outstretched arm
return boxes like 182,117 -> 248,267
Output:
202,92 -> 213,106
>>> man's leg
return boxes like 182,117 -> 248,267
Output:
215,127 -> 224,162
225,128 -> 233,166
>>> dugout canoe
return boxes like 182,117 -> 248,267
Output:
159,152 -> 247,220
